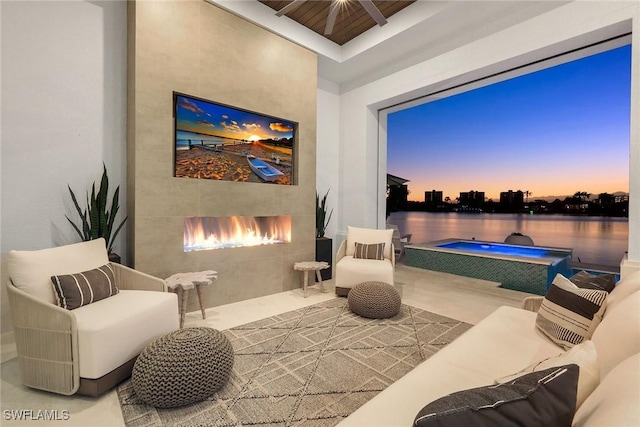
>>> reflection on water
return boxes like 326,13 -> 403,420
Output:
389,212 -> 628,267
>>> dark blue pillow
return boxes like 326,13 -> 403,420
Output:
413,364 -> 579,427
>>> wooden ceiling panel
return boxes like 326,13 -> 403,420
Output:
259,0 -> 416,45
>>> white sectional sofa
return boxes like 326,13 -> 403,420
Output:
338,270 -> 640,427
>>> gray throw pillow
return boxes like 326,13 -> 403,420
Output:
413,364 -> 579,427
51,263 -> 118,310
570,270 -> 616,293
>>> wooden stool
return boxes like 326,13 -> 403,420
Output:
165,270 -> 218,328
293,261 -> 330,297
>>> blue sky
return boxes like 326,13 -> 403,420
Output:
176,95 -> 294,142
387,44 -> 631,202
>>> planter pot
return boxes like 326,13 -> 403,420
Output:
315,237 -> 332,281
108,252 -> 121,264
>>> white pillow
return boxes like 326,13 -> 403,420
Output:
346,226 -> 393,260
495,340 -> 599,408
8,238 -> 110,304
572,353 -> 640,427
591,290 -> 640,380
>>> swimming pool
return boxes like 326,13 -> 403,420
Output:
437,241 -> 572,259
405,239 -> 573,295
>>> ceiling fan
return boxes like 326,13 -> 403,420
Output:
275,0 -> 388,36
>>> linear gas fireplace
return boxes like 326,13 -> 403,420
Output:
183,215 -> 291,252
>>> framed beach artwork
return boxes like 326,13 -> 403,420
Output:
173,92 -> 297,185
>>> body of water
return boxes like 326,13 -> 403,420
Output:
388,211 -> 628,267
176,130 -> 244,149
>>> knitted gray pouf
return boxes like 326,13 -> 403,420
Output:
132,327 -> 234,408
348,281 -> 401,319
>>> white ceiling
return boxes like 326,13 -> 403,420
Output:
210,1 -> 569,92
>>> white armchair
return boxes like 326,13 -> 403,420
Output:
6,238 -> 179,396
334,226 -> 395,296
386,223 -> 412,261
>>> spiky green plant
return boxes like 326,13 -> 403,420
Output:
316,189 -> 333,238
66,164 -> 127,253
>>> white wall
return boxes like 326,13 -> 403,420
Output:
1,0 -> 127,331
319,1 -> 640,267
316,78 -> 341,241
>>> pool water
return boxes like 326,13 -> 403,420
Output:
437,241 -> 568,259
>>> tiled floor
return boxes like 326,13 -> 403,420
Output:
0,264 -> 530,426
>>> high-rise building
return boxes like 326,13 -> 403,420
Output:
425,190 -> 443,204
459,191 -> 485,209
500,190 -> 524,209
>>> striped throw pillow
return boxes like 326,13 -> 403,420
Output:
353,242 -> 385,260
536,274 -> 607,350
51,263 -> 119,310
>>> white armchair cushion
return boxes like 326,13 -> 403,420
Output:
8,238 -> 109,304
335,256 -> 394,288
346,226 -> 393,260
73,290 -> 179,379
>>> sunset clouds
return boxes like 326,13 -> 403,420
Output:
270,122 -> 293,133
175,94 -> 295,142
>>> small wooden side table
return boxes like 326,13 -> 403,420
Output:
166,270 -> 218,328
293,261 -> 330,297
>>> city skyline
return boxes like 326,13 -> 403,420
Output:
387,44 -> 631,202
420,188 -> 629,203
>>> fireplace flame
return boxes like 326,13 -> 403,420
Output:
184,216 -> 291,251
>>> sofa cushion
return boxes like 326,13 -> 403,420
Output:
606,269 -> 640,313
495,340 -> 599,408
353,242 -> 385,260
51,264 -> 118,310
8,238 -> 109,304
536,274 -> 607,350
346,226 -> 393,260
572,353 -> 640,427
590,290 -> 640,380
570,271 -> 616,293
413,365 -> 578,427
338,306 -> 562,427
73,290 -> 179,379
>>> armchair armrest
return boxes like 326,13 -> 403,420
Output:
111,263 -> 167,292
336,240 -> 347,263
5,280 -> 79,395
522,296 -> 544,312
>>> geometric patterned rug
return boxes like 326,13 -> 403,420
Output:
117,298 -> 471,427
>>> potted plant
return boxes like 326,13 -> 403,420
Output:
315,189 -> 333,281
66,164 -> 127,263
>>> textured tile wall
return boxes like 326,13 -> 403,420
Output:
128,0 -> 317,311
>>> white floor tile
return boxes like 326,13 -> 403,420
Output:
0,264 -> 530,426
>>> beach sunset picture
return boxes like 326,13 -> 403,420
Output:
174,93 -> 296,184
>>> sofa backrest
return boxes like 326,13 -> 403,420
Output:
606,269 -> 640,312
346,226 -> 394,260
8,238 -> 110,304
591,290 -> 640,380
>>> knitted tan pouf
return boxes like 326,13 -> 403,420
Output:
132,327 -> 234,408
348,281 -> 401,319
